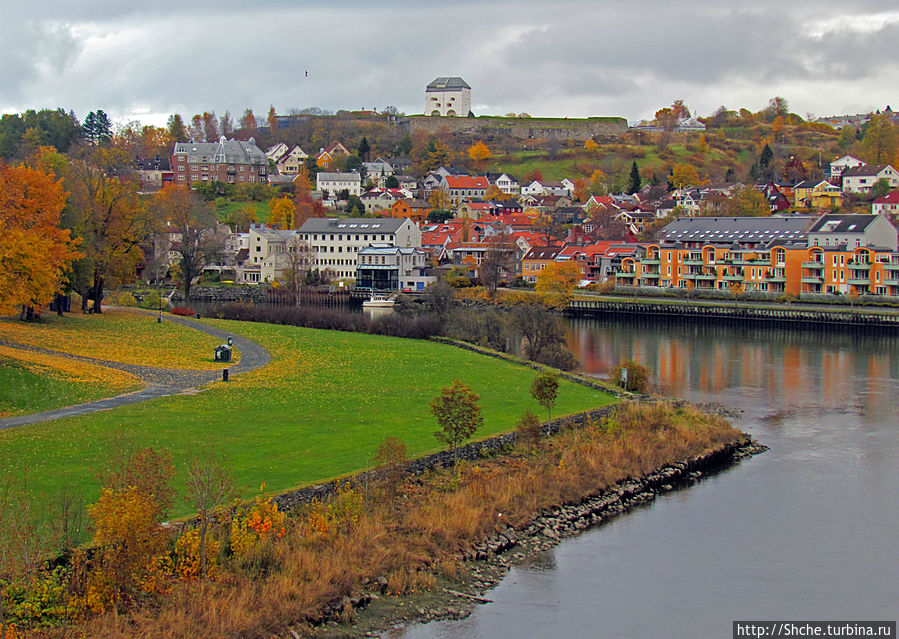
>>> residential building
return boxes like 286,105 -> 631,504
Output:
801,245 -> 899,295
793,180 -> 843,209
486,172 -> 520,195
239,225 -> 299,284
356,245 -> 434,291
297,217 -> 421,281
316,172 -> 362,198
521,246 -> 564,283
363,158 -> 394,186
828,155 -> 865,179
425,77 -> 471,117
442,175 -> 489,206
273,146 -> 308,175
872,191 -> 899,218
807,214 -> 898,251
390,198 -> 432,223
171,137 -> 268,185
841,165 -> 899,193
660,216 -> 812,249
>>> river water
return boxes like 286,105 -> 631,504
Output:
404,316 -> 899,639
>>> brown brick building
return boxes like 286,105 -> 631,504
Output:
171,137 -> 268,186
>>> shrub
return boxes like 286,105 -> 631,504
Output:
111,291 -> 138,307
516,410 -> 542,446
610,359 -> 652,393
170,306 -> 196,317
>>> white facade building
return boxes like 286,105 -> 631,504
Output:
297,217 -> 422,281
316,172 -> 362,197
425,77 -> 471,117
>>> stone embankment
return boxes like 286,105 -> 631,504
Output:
306,435 -> 767,635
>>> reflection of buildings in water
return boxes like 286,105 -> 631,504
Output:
567,317 -> 899,424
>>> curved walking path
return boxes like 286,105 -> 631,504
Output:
0,314 -> 270,430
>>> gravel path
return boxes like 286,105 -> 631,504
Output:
0,314 -> 270,430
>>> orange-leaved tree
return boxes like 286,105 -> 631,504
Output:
268,196 -> 295,229
536,261 -> 582,299
0,162 -> 82,318
467,141 -> 492,172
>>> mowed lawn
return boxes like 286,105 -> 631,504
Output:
0,318 -> 617,522
0,309 -> 232,370
0,347 -> 141,417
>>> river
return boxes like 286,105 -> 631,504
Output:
403,316 -> 899,639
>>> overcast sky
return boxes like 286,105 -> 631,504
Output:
3,1 -> 899,129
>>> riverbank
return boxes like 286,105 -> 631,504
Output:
568,295 -> 899,329
309,427 -> 766,639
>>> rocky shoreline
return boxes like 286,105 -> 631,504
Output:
306,436 -> 767,638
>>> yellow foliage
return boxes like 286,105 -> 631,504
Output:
467,141 -> 492,163
230,493 -> 287,559
0,345 -> 140,390
268,196 -> 295,229
174,528 -> 221,580
584,139 -> 599,152
536,261 -> 582,298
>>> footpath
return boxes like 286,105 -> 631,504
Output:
0,313 -> 270,430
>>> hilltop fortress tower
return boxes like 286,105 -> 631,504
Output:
425,77 -> 471,117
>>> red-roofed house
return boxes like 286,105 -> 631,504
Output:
872,190 -> 899,218
441,175 -> 490,206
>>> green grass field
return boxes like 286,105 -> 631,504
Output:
0,355 -> 139,417
0,318 -> 617,527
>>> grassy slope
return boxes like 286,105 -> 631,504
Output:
0,319 -> 616,522
214,200 -> 270,225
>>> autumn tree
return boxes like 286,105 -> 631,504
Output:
430,379 -> 483,461
268,196 -> 295,229
859,114 -> 898,165
267,106 -> 278,133
719,185 -> 770,217
584,139 -> 599,153
89,445 -> 175,611
282,234 -> 313,301
0,473 -> 47,638
294,187 -> 325,229
509,303 -> 575,368
189,114 -> 204,141
186,448 -> 233,579
480,231 -> 517,295
239,108 -> 258,131
0,162 -> 82,318
523,168 -> 543,183
530,370 -> 559,421
467,140 -> 492,172
152,185 -> 221,301
63,148 -> 147,313
536,260 -> 582,299
222,204 -> 258,233
484,184 -> 506,201
167,113 -> 188,142
219,111 -> 234,137
202,112 -> 218,142
589,205 -> 629,241
670,163 -> 701,190
373,436 -> 408,492
429,187 -> 452,211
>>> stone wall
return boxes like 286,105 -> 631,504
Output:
400,115 -> 627,141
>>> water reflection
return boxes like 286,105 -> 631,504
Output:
568,316 -> 899,426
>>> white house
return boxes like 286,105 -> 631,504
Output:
297,217 -> 422,281
486,172 -> 520,195
425,77 -> 471,117
829,155 -> 865,179
316,171 -> 362,197
239,225 -> 300,284
841,165 -> 899,193
363,158 -> 394,187
520,180 -> 572,197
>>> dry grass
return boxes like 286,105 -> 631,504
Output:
39,402 -> 742,639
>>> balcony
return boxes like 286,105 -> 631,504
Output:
848,262 -> 871,270
615,271 -> 637,279
642,272 -> 660,279
680,272 -> 697,280
883,262 -> 899,271
695,274 -> 717,281
641,258 -> 661,265
848,277 -> 871,286
885,278 -> 899,286
801,276 -> 823,284
802,261 -> 825,269
683,259 -> 704,266
723,273 -> 744,281
766,275 -> 787,283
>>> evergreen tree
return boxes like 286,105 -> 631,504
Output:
166,114 -> 188,142
358,136 -> 371,161
82,110 -> 112,146
759,144 -> 774,180
628,160 -> 641,194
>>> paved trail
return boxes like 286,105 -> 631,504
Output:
0,314 -> 270,430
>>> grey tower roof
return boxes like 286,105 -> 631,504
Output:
426,77 -> 471,91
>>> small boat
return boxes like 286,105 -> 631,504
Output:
362,293 -> 395,308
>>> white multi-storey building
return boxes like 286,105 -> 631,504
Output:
316,171 -> 362,197
297,217 -> 421,281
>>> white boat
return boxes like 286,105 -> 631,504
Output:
362,294 -> 395,308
